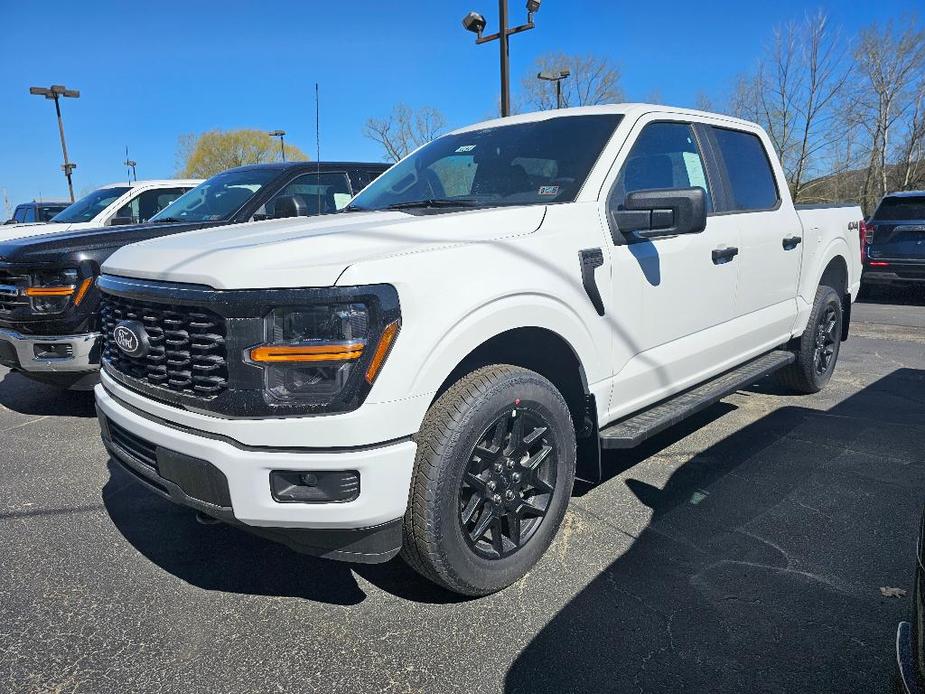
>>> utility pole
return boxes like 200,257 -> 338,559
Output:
29,84 -> 80,202
269,130 -> 287,162
462,1 -> 542,117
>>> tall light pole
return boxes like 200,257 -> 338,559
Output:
29,84 -> 79,202
462,0 -> 542,117
537,69 -> 570,109
268,130 -> 286,162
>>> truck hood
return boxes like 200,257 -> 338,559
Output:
102,206 -> 546,289
0,221 -> 207,266
0,222 -> 75,243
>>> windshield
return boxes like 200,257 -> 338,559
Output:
150,169 -> 278,223
873,196 -> 925,222
348,114 -> 623,212
51,187 -> 131,223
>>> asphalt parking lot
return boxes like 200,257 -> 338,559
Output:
1,290 -> 924,694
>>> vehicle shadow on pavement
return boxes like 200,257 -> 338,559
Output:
505,368 -> 925,693
102,461 -> 369,606
0,370 -> 96,417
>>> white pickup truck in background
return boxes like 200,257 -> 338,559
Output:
0,179 -> 201,243
94,104 -> 863,596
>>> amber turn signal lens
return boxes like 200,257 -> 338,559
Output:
365,320 -> 400,385
24,286 -> 74,297
73,278 -> 94,306
249,342 -> 365,363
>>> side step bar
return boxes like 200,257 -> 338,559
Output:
599,350 -> 795,449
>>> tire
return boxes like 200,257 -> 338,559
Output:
777,285 -> 843,394
401,364 -> 576,596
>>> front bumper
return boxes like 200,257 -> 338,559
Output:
95,382 -> 417,563
0,327 -> 101,373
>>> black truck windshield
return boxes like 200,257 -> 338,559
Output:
51,187 -> 131,223
348,114 -> 622,212
150,169 -> 278,223
873,196 -> 925,222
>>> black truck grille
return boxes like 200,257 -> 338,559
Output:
101,294 -> 228,398
0,268 -> 29,313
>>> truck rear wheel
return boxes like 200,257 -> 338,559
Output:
401,365 -> 576,596
777,285 -> 843,394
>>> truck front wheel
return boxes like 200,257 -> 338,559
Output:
778,284 -> 843,394
401,365 -> 576,596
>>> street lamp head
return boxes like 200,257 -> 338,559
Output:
268,130 -> 286,138
538,69 -> 570,81
462,11 -> 486,35
526,0 -> 541,12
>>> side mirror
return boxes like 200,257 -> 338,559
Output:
271,195 -> 308,219
611,187 -> 706,242
108,216 -> 136,226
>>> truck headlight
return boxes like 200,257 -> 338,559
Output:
26,269 -> 78,314
247,303 -> 400,405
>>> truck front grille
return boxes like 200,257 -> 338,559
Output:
100,294 -> 228,398
0,268 -> 29,313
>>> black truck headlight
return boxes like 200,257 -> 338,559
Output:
25,264 -> 97,315
247,302 -> 400,405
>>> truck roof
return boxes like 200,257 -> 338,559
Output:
883,190 -> 925,198
95,179 -> 203,189
219,161 -> 389,174
450,103 -> 759,135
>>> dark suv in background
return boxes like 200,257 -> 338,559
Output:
0,161 -> 388,389
5,200 -> 70,225
862,191 -> 925,293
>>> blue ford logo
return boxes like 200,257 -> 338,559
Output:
113,320 -> 148,358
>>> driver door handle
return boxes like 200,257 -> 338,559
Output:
782,235 -> 803,250
712,246 -> 739,265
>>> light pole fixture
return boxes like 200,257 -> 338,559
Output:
29,84 -> 80,202
537,68 -> 570,109
268,130 -> 287,162
124,146 -> 137,183
462,0 -> 542,117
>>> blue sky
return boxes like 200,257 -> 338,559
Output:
0,0 -> 918,210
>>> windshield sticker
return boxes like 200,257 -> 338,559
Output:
455,145 -> 477,153
538,185 -> 560,196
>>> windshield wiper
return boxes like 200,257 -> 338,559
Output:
151,216 -> 183,224
341,204 -> 369,213
385,198 -> 481,210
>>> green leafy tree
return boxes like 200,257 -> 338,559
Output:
176,129 -> 308,178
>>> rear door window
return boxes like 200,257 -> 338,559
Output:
710,127 -> 779,212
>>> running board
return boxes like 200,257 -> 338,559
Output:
599,350 -> 795,449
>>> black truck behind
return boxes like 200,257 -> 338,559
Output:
0,161 -> 389,389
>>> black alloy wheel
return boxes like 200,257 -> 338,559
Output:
459,406 -> 557,559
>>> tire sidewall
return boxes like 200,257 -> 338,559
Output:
805,287 -> 842,390
430,371 -> 576,594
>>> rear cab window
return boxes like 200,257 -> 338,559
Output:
710,127 -> 780,212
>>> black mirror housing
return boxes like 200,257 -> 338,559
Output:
611,187 -> 707,242
271,195 -> 309,219
108,216 -> 136,226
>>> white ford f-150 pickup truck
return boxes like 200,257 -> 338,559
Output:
0,179 -> 201,243
94,104 -> 863,596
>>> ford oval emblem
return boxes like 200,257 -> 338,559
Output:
113,320 -> 149,358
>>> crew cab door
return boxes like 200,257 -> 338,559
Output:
603,117 -> 741,418
706,126 -> 802,348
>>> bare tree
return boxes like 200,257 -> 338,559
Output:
854,20 -> 925,209
734,12 -> 851,201
363,104 -> 447,162
520,52 -> 624,111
